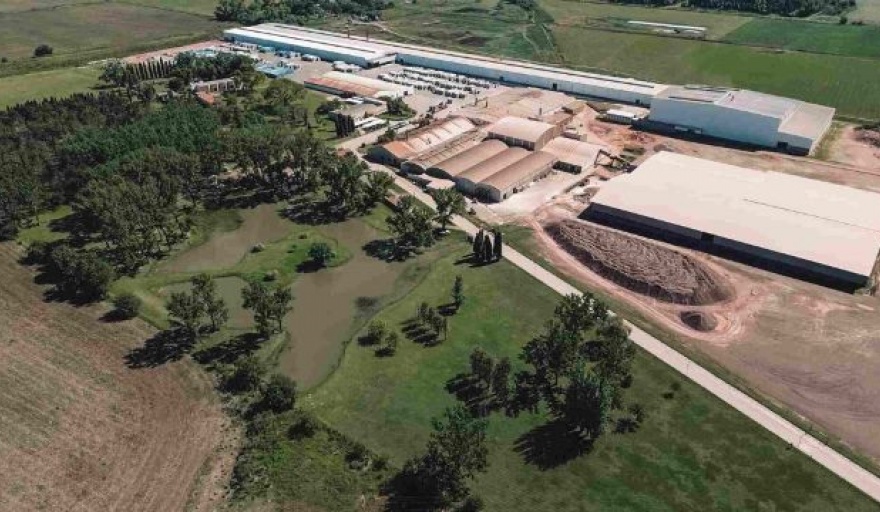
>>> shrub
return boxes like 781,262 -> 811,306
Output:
365,320 -> 388,345
261,374 -> 297,413
224,355 -> 265,393
308,241 -> 334,267
34,44 -> 53,57
288,412 -> 319,439
112,293 -> 142,320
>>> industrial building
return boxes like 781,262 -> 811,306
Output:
479,151 -> 558,202
426,140 -> 509,179
486,117 -> 559,150
586,152 -> 880,288
541,137 -> 604,173
305,71 -> 412,99
648,86 -> 835,155
367,117 -> 477,166
224,24 -> 667,105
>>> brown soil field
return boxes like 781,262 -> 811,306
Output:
0,243 -> 235,511
546,219 -> 733,305
526,204 -> 880,466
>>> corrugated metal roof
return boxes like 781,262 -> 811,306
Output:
457,147 -> 530,184
590,152 -> 880,276
379,117 -> 477,161
488,117 -> 555,144
428,140 -> 509,177
481,151 -> 558,191
542,137 -> 604,169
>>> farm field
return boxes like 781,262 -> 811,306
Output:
309,237 -> 878,511
0,242 -> 229,511
0,2 -> 223,61
723,18 -> 880,59
0,66 -> 100,108
0,0 -> 93,13
123,0 -> 219,17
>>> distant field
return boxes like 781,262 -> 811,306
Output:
851,0 -> 880,23
0,2 -> 223,61
0,0 -> 93,13
541,0 -> 751,38
724,18 -> 880,58
123,0 -> 219,17
0,66 -> 100,108
550,26 -> 880,118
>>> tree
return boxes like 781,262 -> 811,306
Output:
215,0 -> 245,21
100,60 -> 127,88
428,309 -> 445,340
48,246 -> 115,301
433,188 -> 466,232
383,330 -> 400,355
308,242 -> 334,268
492,230 -> 503,261
469,348 -> 494,387
225,355 -> 264,392
452,274 -> 464,310
401,406 -> 489,507
559,369 -> 612,439
593,317 -> 635,407
491,357 -> 511,404
364,171 -> 393,208
192,273 -> 229,331
112,293 -> 142,320
480,233 -> 493,264
167,291 -> 205,337
34,44 -> 53,57
261,373 -> 297,412
472,229 -> 484,261
366,320 -> 387,345
387,196 -> 435,257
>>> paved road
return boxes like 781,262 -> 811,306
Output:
381,167 -> 880,503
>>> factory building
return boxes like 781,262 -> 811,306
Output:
478,151 -> 558,202
648,86 -> 835,155
586,152 -> 880,289
456,147 -> 531,196
224,24 -> 668,105
400,131 -> 484,174
305,71 -> 412,99
486,117 -> 558,150
367,117 -> 476,167
541,137 -> 604,173
223,25 -> 396,67
426,140 -> 509,179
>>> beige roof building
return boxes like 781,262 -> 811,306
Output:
487,117 -> 558,150
367,117 -> 476,165
400,131 -> 484,174
587,152 -> 880,287
456,147 -> 531,188
426,140 -> 509,179
479,151 -> 558,202
541,137 -> 605,173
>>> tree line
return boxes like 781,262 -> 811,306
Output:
612,0 -> 850,16
215,0 -> 392,24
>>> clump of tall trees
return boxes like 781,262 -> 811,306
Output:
215,0 -> 392,24
166,273 -> 230,339
471,229 -> 502,264
612,0 -> 849,16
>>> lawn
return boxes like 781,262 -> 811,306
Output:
0,66 -> 100,108
310,237 -> 877,511
0,2 -> 223,61
723,18 -> 880,59
541,0 -> 752,39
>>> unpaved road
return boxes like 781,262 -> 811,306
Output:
0,243 -> 233,512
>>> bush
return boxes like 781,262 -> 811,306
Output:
261,374 -> 297,413
34,44 -> 53,57
224,355 -> 265,393
112,293 -> 142,320
308,242 -> 334,267
364,320 -> 388,345
288,412 -> 319,439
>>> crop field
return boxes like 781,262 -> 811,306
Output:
0,66 -> 100,108
541,0 -> 751,38
0,243 -> 228,511
0,0 -> 93,13
310,237 -> 878,511
724,18 -> 880,58
124,0 -> 219,17
0,2 -> 223,61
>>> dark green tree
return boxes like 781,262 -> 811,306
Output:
492,230 -> 503,261
491,357 -> 512,404
452,274 -> 464,310
387,196 -> 435,257
433,188 -> 466,232
261,373 -> 297,412
112,293 -> 142,320
192,273 -> 229,332
469,348 -> 494,387
167,291 -> 205,337
308,242 -> 334,268
481,234 -> 493,264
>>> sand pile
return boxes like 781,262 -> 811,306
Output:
547,219 -> 733,305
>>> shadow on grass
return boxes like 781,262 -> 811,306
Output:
363,238 -> 398,262
295,259 -> 325,273
283,196 -> 343,225
125,328 -> 195,368
192,332 -> 263,366
401,319 -> 439,346
445,372 -> 494,417
514,420 -> 594,470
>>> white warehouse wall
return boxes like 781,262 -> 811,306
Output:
649,98 -> 782,148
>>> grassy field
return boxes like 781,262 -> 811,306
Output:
309,237 -> 878,511
122,0 -> 219,17
724,18 -> 880,58
541,0 -> 751,38
0,66 -> 100,108
0,3 -> 223,61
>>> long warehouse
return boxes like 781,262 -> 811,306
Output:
586,152 -> 880,289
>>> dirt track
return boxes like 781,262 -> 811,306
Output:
547,219 -> 732,306
0,243 -> 234,511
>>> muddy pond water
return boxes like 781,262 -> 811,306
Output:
280,218 -> 408,389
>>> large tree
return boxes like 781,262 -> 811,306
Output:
432,188 -> 466,232
192,273 -> 229,332
242,281 -> 293,337
387,196 -> 435,257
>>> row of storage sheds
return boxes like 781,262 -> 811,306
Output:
367,117 -> 477,166
486,117 -> 559,150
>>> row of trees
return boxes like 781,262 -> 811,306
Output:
471,229 -> 502,264
215,0 -> 392,24
613,0 -> 849,16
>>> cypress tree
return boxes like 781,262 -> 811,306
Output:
472,229 -> 484,260
493,230 -> 503,261
481,233 -> 493,264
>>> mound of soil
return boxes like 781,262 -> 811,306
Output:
547,219 -> 733,306
680,310 -> 718,332
855,126 -> 880,148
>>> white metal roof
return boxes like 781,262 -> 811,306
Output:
225,25 -> 394,62
542,137 -> 604,169
591,152 -> 880,277
488,117 -> 556,144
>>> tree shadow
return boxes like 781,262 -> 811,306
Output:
445,372 -> 493,417
192,332 -> 263,366
295,259 -> 324,273
401,319 -> 438,346
513,420 -> 594,470
100,309 -> 130,323
453,253 -> 494,268
363,238 -> 399,262
125,328 -> 195,368
437,302 -> 457,317
283,196 -> 342,225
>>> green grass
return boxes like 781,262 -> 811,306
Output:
14,205 -> 74,245
0,0 -> 94,13
310,237 -> 878,511
120,0 -> 220,17
0,66 -> 100,108
0,2 -> 224,62
724,18 -> 880,58
541,0 -> 752,38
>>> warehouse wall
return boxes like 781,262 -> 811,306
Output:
649,98 -> 781,148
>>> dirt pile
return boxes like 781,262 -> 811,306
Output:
855,126 -> 880,148
546,220 -> 733,305
680,310 -> 719,332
